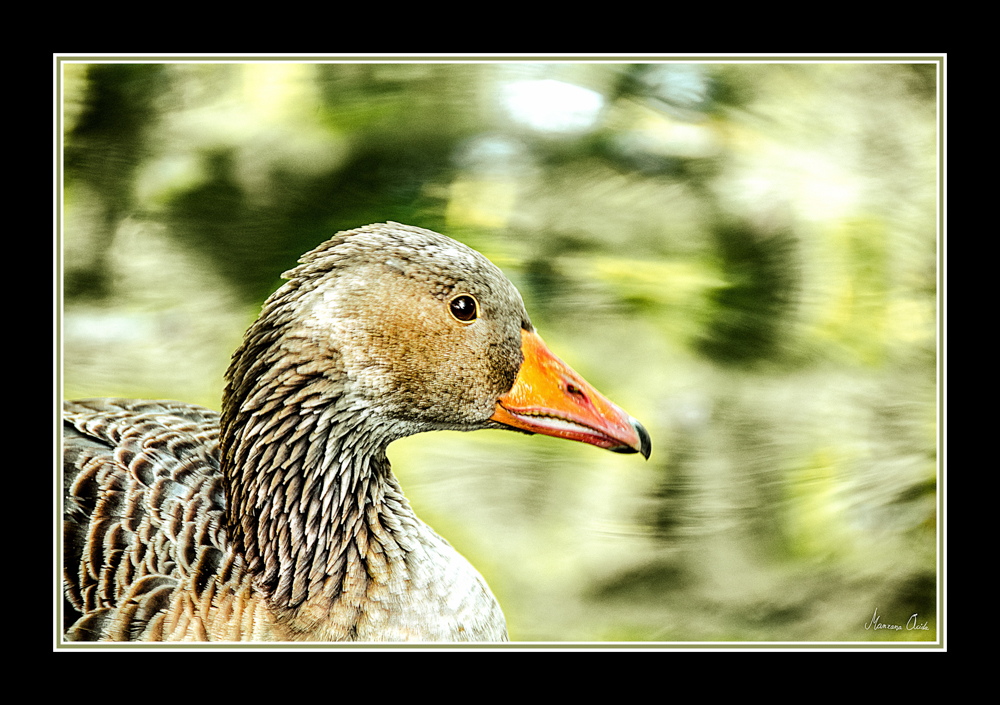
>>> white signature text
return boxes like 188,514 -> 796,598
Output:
864,608 -> 929,631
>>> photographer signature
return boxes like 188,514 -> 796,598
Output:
864,607 -> 929,631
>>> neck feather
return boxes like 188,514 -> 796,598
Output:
219,318 -> 418,615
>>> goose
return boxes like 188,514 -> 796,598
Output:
62,222 -> 650,642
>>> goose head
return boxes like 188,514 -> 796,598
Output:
225,222 -> 650,456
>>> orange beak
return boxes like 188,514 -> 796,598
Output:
490,330 -> 651,459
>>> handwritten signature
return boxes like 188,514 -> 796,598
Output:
864,607 -> 929,631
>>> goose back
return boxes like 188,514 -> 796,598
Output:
63,398 -> 507,641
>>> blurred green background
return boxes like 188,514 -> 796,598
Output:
59,59 -> 940,644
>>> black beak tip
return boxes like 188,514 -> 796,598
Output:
633,418 -> 652,460
610,417 -> 652,459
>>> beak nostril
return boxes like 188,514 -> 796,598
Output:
565,382 -> 587,402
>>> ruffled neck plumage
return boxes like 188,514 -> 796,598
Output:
219,287 -> 420,619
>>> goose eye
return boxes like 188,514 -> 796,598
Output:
449,294 -> 479,323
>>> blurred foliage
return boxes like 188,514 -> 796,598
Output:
60,59 -> 941,645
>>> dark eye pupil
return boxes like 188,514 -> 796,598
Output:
450,295 -> 477,321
